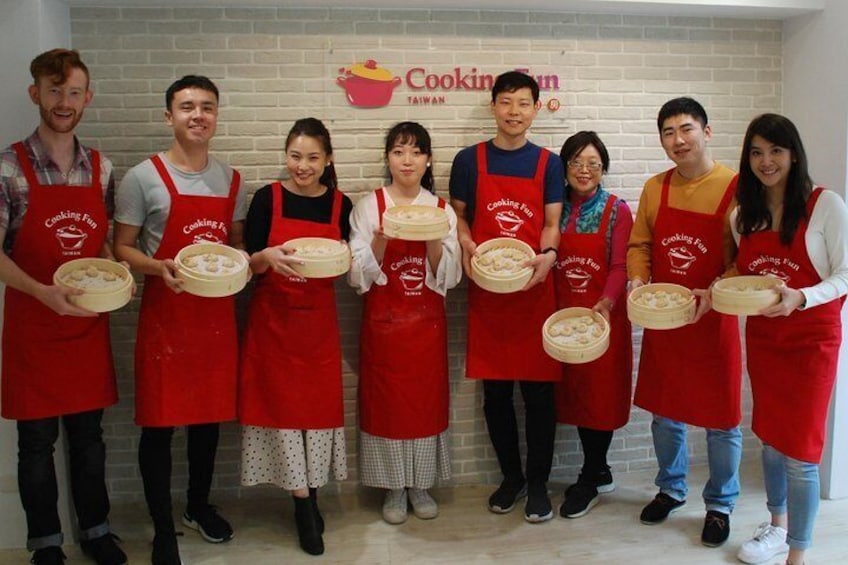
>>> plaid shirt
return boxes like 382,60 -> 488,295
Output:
0,130 -> 114,254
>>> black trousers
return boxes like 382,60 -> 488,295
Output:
577,426 -> 614,477
483,380 -> 556,488
138,423 -> 220,535
17,409 -> 110,550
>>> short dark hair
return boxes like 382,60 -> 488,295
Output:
491,71 -> 539,103
657,97 -> 708,133
736,113 -> 813,246
30,48 -> 90,87
285,117 -> 337,191
559,131 -> 610,174
384,121 -> 435,193
165,75 -> 219,110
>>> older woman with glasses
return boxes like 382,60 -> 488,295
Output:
552,131 -> 634,519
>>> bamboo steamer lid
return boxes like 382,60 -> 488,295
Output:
627,282 -> 695,330
470,237 -> 535,294
53,258 -> 133,313
175,243 -> 248,297
711,275 -> 782,316
542,307 -> 610,364
283,237 -> 351,278
382,205 -> 450,241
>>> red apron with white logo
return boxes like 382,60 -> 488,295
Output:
634,170 -> 741,429
466,143 -> 560,381
2,142 -> 116,420
737,188 -> 841,463
239,182 -> 344,429
554,196 -> 632,430
359,188 -> 449,439
134,154 -> 239,426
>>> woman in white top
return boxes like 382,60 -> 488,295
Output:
348,122 -> 461,524
730,113 -> 848,565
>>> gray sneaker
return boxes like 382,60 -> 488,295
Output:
408,488 -> 439,519
382,489 -> 408,525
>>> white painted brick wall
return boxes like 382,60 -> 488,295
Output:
69,6 -> 776,501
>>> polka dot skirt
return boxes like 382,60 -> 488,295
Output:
241,425 -> 347,490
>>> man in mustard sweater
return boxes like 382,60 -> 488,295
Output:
627,97 -> 742,548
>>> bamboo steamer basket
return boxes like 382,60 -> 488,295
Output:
53,258 -> 133,313
711,275 -> 783,316
470,237 -> 535,294
283,237 -> 351,278
382,205 -> 450,241
175,243 -> 248,297
542,307 -> 610,364
627,282 -> 695,330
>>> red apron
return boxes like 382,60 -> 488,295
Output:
466,143 -> 560,382
239,182 -> 344,429
554,195 -> 632,430
134,154 -> 239,426
737,188 -> 841,463
359,188 -> 449,439
634,170 -> 742,429
2,142 -> 116,420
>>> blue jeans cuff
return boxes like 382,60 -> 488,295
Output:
27,532 -> 63,551
79,521 -> 110,541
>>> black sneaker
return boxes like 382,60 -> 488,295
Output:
701,510 -> 731,547
182,505 -> 234,543
81,534 -> 127,565
31,546 -> 65,565
590,469 -> 616,494
151,533 -> 181,565
524,484 -> 553,523
487,480 -> 527,514
640,492 -> 686,524
559,482 -> 600,519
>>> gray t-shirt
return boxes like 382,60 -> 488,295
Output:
115,152 -> 247,257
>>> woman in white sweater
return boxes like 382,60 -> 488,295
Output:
730,113 -> 848,565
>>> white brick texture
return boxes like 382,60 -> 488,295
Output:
70,6 -> 777,501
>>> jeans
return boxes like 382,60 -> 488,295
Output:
651,415 -> 742,514
483,380 -> 556,487
762,443 -> 818,551
17,409 -> 111,551
138,423 -> 220,535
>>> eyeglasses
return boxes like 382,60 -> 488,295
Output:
567,161 -> 603,172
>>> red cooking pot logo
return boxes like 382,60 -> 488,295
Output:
337,60 -> 402,108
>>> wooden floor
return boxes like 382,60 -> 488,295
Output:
2,461 -> 847,564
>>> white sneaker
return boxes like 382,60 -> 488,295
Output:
408,488 -> 439,519
737,522 -> 789,564
382,489 -> 408,525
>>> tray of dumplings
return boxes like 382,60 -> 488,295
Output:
711,275 -> 782,316
627,282 -> 695,330
175,243 -> 248,297
382,204 -> 450,241
470,237 -> 535,294
543,307 -> 610,364
282,237 -> 351,278
53,258 -> 133,312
